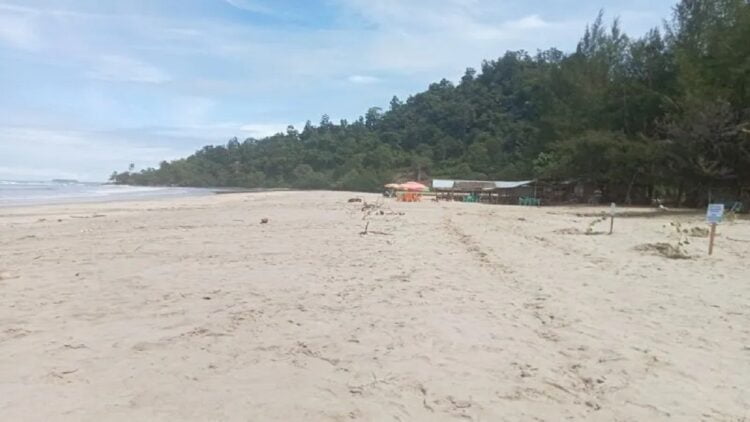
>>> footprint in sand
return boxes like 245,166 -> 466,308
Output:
2,327 -> 31,341
0,270 -> 20,281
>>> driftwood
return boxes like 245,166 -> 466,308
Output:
359,221 -> 391,236
356,200 -> 399,236
360,201 -> 403,219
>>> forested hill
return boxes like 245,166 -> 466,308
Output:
112,0 -> 750,204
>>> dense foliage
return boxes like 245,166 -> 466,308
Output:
113,0 -> 750,205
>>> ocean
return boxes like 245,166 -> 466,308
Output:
0,180 -> 212,207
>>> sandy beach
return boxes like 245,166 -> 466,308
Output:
1,191 -> 748,421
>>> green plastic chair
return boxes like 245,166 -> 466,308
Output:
518,197 -> 541,206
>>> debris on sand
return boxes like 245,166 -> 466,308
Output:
555,228 -> 584,235
260,218 -> 269,224
360,201 -> 403,218
70,214 -> 106,219
668,221 -> 709,238
635,243 -> 692,259
554,227 -> 605,236
356,200 -> 400,235
554,216 -> 609,235
358,221 -> 391,236
688,226 -> 709,237
347,198 -> 363,203
585,216 -> 608,235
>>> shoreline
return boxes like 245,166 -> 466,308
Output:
0,185 -> 215,209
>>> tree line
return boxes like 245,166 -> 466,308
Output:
112,0 -> 750,205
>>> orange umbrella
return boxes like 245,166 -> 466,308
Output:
400,181 -> 429,191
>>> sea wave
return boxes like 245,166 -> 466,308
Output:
0,182 -> 211,207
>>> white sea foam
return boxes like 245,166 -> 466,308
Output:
0,180 -> 211,207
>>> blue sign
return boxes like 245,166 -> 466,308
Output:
706,203 -> 724,224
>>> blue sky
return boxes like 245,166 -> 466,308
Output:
0,0 -> 677,181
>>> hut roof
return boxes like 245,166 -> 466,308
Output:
432,179 -> 455,189
455,180 -> 496,190
432,179 -> 534,190
494,180 -> 534,189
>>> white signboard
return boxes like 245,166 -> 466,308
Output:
706,203 -> 724,224
610,202 -> 616,216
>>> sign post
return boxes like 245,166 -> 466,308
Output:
609,202 -> 616,235
706,203 -> 724,255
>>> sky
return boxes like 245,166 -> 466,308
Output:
0,0 -> 677,182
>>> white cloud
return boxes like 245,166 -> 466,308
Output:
147,122 -> 300,142
0,126 -> 181,181
348,75 -> 380,84
86,55 -> 170,84
0,12 -> 40,50
0,165 -> 81,181
168,96 -> 217,125
223,0 -> 273,14
330,1 -> 582,76
160,27 -> 203,40
0,127 -> 90,147
239,123 -> 290,138
511,14 -> 550,30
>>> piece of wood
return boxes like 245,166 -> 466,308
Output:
708,223 -> 717,255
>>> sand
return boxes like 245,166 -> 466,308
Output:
1,191 -> 748,421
